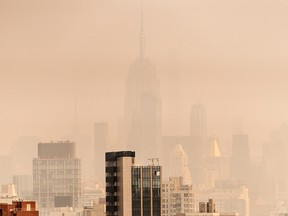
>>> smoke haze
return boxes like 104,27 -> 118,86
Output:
1,0 -> 288,157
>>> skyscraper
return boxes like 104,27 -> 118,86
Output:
33,141 -> 81,216
123,6 -> 161,163
94,122 -> 108,182
105,151 -> 162,216
190,103 -> 207,158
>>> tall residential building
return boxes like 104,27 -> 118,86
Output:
168,144 -> 192,185
230,133 -> 251,182
162,177 -> 195,216
105,151 -> 162,216
190,103 -> 207,158
122,9 -> 161,163
33,141 -> 81,216
94,122 -> 109,182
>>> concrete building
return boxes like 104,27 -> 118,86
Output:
162,177 -> 195,216
83,199 -> 105,216
105,151 -> 162,216
33,141 -> 81,216
0,201 -> 39,216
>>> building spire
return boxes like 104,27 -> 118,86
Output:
139,0 -> 145,58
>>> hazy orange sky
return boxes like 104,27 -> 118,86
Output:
1,0 -> 288,157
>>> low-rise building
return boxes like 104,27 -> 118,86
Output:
0,201 -> 39,216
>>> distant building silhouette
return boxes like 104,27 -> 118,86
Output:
105,151 -> 162,216
162,135 -> 203,184
203,136 -> 229,188
122,6 -> 162,163
190,103 -> 207,158
195,180 -> 249,216
12,136 -> 39,175
94,122 -> 108,183
0,155 -> 12,185
12,175 -> 33,199
230,133 -> 251,182
33,141 -> 81,216
168,144 -> 192,185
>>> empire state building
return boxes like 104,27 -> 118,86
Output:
123,12 -> 161,162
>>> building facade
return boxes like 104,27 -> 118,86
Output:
0,201 -> 39,216
105,151 -> 162,216
33,141 -> 81,216
162,177 -> 195,216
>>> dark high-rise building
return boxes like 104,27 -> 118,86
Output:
33,141 -> 81,216
105,151 -> 162,216
231,133 -> 251,181
94,122 -> 108,182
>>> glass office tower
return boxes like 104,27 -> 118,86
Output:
132,166 -> 161,216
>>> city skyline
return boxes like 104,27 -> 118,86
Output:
1,1 -> 288,215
